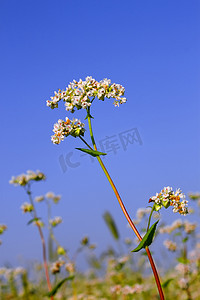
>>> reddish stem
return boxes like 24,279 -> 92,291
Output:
96,156 -> 165,300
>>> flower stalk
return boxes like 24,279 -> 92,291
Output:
85,107 -> 165,300
26,186 -> 53,300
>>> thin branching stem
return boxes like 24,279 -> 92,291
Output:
26,185 -> 53,300
84,107 -> 165,300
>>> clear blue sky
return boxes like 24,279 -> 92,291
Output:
1,0 -> 199,266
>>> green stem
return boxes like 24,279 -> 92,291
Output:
26,186 -> 53,300
147,204 -> 156,232
85,108 -> 165,300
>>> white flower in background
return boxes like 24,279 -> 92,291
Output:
34,195 -> 45,202
49,216 -> 62,227
21,202 -> 34,213
50,259 -> 65,274
163,239 -> 177,252
175,263 -> 190,274
178,277 -> 189,289
136,207 -> 151,220
9,170 -> 46,186
45,192 -> 61,203
0,224 -> 7,235
183,220 -> 197,234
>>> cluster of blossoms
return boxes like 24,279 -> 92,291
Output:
45,191 -> 61,203
163,239 -> 177,251
65,262 -> 75,274
159,219 -> 196,234
0,224 -> 7,245
136,207 -> 151,220
49,216 -> 62,227
149,186 -> 188,215
110,284 -> 143,295
50,259 -> 65,274
0,267 -> 26,279
34,195 -> 45,202
35,192 -> 61,203
178,277 -> 189,290
51,117 -> 85,145
0,224 -> 7,235
50,260 -> 75,275
9,170 -> 46,186
46,76 -> 127,112
175,263 -> 191,274
21,202 -> 34,213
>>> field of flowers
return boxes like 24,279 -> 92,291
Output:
0,183 -> 200,299
1,77 -> 199,299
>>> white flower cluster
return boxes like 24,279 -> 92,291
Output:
163,239 -> 177,251
21,202 -> 34,213
0,224 -> 7,235
51,117 -> 85,144
49,216 -> 62,227
136,207 -> 152,220
159,219 -> 196,234
45,191 -> 61,203
34,195 -> 45,202
46,76 -> 127,112
50,259 -> 65,274
9,170 -> 46,186
0,267 -> 25,279
149,186 -> 188,215
159,219 -> 183,234
110,283 -> 143,295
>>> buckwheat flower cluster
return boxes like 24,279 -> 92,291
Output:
51,117 -> 85,144
49,216 -> 62,227
159,219 -> 196,235
45,191 -> 61,203
9,170 -> 46,186
110,284 -> 143,296
46,76 -> 127,112
183,220 -> 197,234
0,224 -> 7,235
34,195 -> 45,202
175,263 -> 190,274
163,239 -> 177,252
65,262 -> 75,274
149,186 -> 188,215
159,219 -> 183,234
50,259 -> 65,274
21,202 -> 34,213
136,207 -> 152,220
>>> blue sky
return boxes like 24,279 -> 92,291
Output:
1,0 -> 199,267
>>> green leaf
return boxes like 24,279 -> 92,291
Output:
182,237 -> 188,243
103,211 -> 120,240
177,257 -> 190,264
27,218 -> 41,226
46,276 -> 74,297
76,148 -> 107,157
131,221 -> 159,252
162,278 -> 173,288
